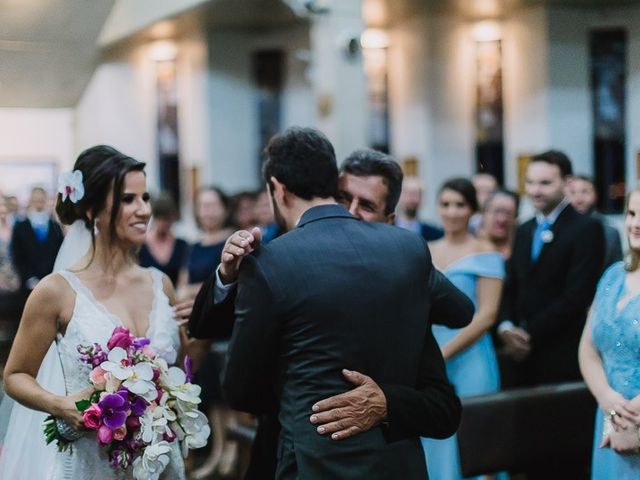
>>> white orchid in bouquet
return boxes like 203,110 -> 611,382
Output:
43,326 -> 211,480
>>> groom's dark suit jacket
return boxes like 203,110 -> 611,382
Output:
189,205 -> 474,479
498,203 -> 605,386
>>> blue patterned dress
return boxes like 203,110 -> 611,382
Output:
590,261 -> 640,478
422,251 -> 504,480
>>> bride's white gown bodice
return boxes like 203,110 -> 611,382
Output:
52,268 -> 185,480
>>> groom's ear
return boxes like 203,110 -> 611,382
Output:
270,176 -> 287,203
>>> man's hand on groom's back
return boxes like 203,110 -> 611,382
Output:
309,369 -> 387,441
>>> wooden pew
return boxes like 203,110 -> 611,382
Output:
457,381 -> 596,477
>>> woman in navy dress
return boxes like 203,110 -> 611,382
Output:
184,186 -> 238,479
139,192 -> 188,286
422,178 -> 504,480
580,187 -> 640,478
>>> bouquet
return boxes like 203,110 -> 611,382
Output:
43,326 -> 210,479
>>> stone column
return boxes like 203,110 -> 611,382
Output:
308,0 -> 367,161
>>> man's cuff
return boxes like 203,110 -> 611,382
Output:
497,320 -> 515,334
213,266 -> 236,304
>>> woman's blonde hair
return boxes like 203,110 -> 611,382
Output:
624,185 -> 640,271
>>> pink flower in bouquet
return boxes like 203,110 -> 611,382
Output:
113,426 -> 127,441
82,403 -> 102,430
89,366 -> 107,388
142,345 -> 156,358
97,425 -> 113,445
107,326 -> 133,350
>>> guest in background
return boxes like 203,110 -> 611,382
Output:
422,177 -> 504,480
5,195 -> 21,227
229,191 -> 256,230
254,189 -> 281,244
0,196 -> 21,346
396,176 -> 444,241
498,151 -> 605,389
182,186 -> 234,297
569,174 -> 623,269
139,192 -> 188,286
579,186 -> 640,478
469,172 -> 498,234
182,185 -> 238,479
478,189 -> 520,260
11,187 -> 63,293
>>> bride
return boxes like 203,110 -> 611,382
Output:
0,145 -> 195,479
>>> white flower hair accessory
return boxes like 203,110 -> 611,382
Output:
58,170 -> 85,203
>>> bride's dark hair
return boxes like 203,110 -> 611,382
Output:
56,145 -> 146,249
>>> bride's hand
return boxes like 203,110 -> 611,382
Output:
52,386 -> 94,432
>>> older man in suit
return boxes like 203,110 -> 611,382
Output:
498,150 -> 605,387
190,132 -> 472,479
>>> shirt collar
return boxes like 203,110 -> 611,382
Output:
296,204 -> 355,228
28,211 -> 49,226
535,198 -> 569,226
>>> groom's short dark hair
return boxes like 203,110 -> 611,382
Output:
262,127 -> 338,200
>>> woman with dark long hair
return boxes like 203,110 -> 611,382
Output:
422,177 -> 504,480
1,145 -> 202,478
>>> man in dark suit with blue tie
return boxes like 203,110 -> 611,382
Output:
205,128 -> 468,479
498,150 -> 605,387
11,187 -> 63,294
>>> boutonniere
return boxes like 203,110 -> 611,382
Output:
58,170 -> 85,203
541,230 -> 554,243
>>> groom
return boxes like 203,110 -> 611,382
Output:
214,128 -> 464,478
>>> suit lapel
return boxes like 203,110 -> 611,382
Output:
520,219 -> 536,272
24,219 -> 39,245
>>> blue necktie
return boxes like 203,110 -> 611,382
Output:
33,223 -> 48,243
531,220 -> 551,262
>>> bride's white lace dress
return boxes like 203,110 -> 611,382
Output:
0,267 -> 186,480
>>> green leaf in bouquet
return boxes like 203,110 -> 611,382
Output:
42,415 -> 73,452
75,399 -> 91,412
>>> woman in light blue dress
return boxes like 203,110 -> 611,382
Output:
423,178 -> 504,480
580,187 -> 640,479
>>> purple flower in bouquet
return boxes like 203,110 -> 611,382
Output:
183,356 -> 193,383
130,394 -> 147,417
109,444 -> 134,470
133,337 -> 151,350
77,343 -> 108,367
98,390 -> 131,430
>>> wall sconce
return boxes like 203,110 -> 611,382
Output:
150,40 -> 177,62
360,28 -> 390,50
472,20 -> 502,43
